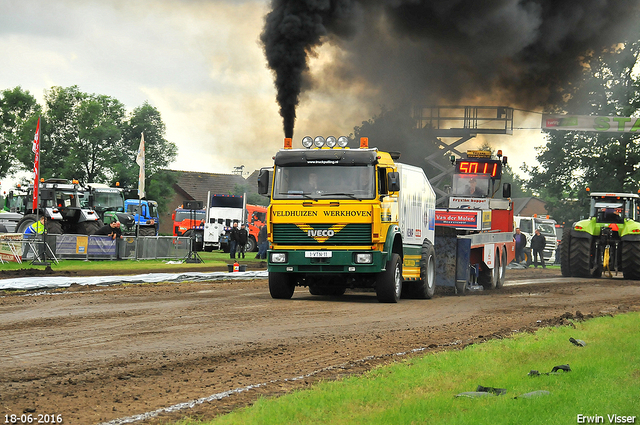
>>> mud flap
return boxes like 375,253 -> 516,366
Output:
434,227 -> 470,288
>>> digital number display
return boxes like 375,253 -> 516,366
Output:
456,159 -> 502,178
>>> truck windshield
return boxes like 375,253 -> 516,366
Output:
535,221 -> 556,235
94,191 -> 124,212
273,165 -> 375,200
175,210 -> 206,221
451,174 -> 490,197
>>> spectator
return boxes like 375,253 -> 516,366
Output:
23,216 -> 45,259
95,221 -> 122,240
514,227 -> 526,263
531,228 -> 546,268
256,224 -> 268,260
228,221 -> 239,259
237,223 -> 248,259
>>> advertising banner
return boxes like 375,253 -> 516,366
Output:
435,210 -> 483,230
542,114 -> 640,133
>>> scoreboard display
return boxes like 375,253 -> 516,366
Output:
455,158 -> 502,178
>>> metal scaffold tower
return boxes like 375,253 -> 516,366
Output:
413,106 -> 514,202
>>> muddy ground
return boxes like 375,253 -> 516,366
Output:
1,266 -> 639,425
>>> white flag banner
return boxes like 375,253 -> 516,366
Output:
542,114 -> 640,133
136,132 -> 145,199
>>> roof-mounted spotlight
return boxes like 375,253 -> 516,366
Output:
326,136 -> 337,148
337,136 -> 348,148
313,136 -> 325,148
301,136 -> 313,148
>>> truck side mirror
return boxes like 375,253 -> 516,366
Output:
171,212 -> 175,221
387,172 -> 400,192
502,183 -> 511,198
258,168 -> 271,196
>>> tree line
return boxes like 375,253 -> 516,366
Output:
0,85 -> 178,211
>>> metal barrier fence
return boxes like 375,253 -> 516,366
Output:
14,235 -> 192,261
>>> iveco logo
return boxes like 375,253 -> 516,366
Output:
308,229 -> 335,237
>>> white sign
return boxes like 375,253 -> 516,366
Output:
305,251 -> 332,258
542,114 -> 640,133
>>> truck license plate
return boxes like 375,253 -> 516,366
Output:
305,251 -> 332,258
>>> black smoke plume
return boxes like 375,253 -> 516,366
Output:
262,0 -> 639,137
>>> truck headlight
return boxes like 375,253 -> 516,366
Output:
270,252 -> 288,263
313,136 -> 325,148
354,253 -> 373,264
302,136 -> 313,148
325,136 -> 337,148
337,136 -> 349,147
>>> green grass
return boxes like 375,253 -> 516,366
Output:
177,312 -> 640,425
0,251 -> 265,273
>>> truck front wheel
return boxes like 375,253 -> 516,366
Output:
376,253 -> 402,303
269,272 -> 295,299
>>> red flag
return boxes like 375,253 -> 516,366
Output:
32,117 -> 41,210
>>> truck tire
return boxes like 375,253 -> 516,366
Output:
139,226 -> 156,237
478,253 -> 499,290
269,272 -> 295,299
245,236 -> 257,253
376,253 -> 402,303
409,239 -> 436,299
621,241 -> 640,280
560,226 -> 572,277
569,237 -> 593,277
496,248 -> 507,289
77,221 -> 100,235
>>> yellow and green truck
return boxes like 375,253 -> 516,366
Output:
257,136 -> 436,303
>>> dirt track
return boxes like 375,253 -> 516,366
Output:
1,267 -> 639,425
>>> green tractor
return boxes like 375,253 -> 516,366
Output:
561,192 -> 640,280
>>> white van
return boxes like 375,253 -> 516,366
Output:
514,216 -> 558,264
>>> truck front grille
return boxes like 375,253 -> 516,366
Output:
272,223 -> 372,245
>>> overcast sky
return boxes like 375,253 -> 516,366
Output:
0,0 -> 546,187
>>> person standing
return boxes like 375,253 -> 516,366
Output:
237,223 -> 248,259
256,224 -> 267,260
228,221 -> 239,259
23,216 -> 45,259
531,228 -> 546,268
514,227 -> 526,263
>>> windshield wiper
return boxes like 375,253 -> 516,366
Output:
321,192 -> 358,200
279,191 -> 316,200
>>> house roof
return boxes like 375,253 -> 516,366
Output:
171,170 -> 256,205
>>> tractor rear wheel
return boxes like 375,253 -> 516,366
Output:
570,237 -> 596,277
139,226 -> 156,237
16,214 -> 37,234
621,241 -> 640,280
269,272 -> 295,299
77,221 -> 100,235
560,226 -> 572,277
